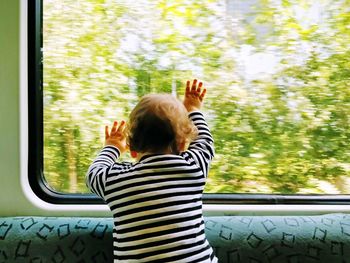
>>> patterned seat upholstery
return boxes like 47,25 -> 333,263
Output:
0,214 -> 349,262
205,214 -> 350,262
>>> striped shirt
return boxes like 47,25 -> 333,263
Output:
86,111 -> 218,263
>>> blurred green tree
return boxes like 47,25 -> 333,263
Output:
43,0 -> 349,194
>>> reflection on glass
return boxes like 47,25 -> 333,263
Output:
43,0 -> 350,194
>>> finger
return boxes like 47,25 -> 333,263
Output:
186,80 -> 190,94
105,125 -> 110,139
111,121 -> 118,134
191,79 -> 197,91
197,82 -> 203,93
200,88 -> 206,101
117,120 -> 126,133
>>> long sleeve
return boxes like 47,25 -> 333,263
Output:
181,111 -> 214,178
86,145 -> 120,199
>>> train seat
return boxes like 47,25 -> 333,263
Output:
0,214 -> 349,262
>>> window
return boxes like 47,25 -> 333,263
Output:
29,0 -> 350,204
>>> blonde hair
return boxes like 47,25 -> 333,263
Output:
128,94 -> 197,154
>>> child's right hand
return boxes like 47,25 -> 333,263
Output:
105,120 -> 128,153
183,79 -> 206,112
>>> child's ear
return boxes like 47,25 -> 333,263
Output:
178,141 -> 186,152
130,150 -> 138,159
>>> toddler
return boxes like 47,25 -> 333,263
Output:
86,79 -> 218,262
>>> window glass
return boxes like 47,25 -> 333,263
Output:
43,0 -> 350,194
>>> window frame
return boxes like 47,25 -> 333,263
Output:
28,0 -> 350,205
28,0 -> 100,204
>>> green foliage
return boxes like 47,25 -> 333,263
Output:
43,0 -> 349,194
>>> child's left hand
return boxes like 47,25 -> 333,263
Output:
183,79 -> 206,112
105,120 -> 128,153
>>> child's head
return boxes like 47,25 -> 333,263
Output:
128,94 -> 197,154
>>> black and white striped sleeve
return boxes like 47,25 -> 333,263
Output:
86,145 -> 120,199
182,111 -> 214,178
